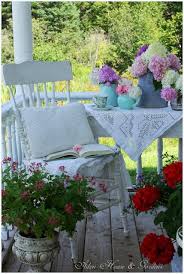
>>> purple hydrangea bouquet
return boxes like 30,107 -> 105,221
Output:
98,65 -> 120,86
91,65 -> 120,107
131,42 -> 182,108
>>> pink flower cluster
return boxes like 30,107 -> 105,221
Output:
21,191 -> 30,200
116,85 -> 129,95
148,56 -> 169,81
48,217 -> 59,225
161,87 -> 177,102
35,180 -> 45,190
131,56 -> 148,77
167,54 -> 181,71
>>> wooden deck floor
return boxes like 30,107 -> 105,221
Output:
2,197 -> 171,273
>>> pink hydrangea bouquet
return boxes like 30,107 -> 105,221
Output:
131,42 -> 182,102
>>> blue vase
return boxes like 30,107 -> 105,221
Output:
99,84 -> 118,107
137,72 -> 168,108
118,95 -> 137,110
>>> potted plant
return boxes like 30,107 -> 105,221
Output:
2,158 -> 97,272
131,42 -> 182,108
131,154 -> 182,268
97,65 -> 120,107
116,78 -> 142,110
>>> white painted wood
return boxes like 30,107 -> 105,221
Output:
11,118 -> 18,162
28,84 -> 34,107
157,138 -> 163,174
12,2 -> 33,96
15,120 -> 22,166
35,83 -> 41,107
66,80 -> 71,102
6,120 -> 13,159
136,155 -> 142,183
20,85 -> 27,107
12,2 -> 32,64
178,138 -> 182,161
51,82 -> 56,106
1,126 -> 7,160
44,83 -> 49,106
3,61 -> 72,85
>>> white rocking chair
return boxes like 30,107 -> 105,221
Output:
2,61 -> 131,262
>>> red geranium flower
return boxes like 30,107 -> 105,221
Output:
163,161 -> 182,189
132,186 -> 160,212
64,203 -> 74,215
140,233 -> 175,265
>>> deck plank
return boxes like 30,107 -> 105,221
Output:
83,209 -> 112,272
110,205 -> 144,272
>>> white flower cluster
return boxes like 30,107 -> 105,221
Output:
142,42 -> 168,63
175,75 -> 183,93
129,86 -> 142,99
118,78 -> 132,87
161,69 -> 179,88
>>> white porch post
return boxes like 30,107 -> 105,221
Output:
12,1 -> 33,63
12,2 -> 33,95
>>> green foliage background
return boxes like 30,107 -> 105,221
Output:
2,1 -> 182,73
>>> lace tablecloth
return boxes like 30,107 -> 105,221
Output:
86,105 -> 182,161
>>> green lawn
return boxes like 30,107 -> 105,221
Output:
100,137 -> 178,182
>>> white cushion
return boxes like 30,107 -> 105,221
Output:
18,103 -> 95,159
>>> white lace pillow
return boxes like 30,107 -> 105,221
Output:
18,103 -> 96,159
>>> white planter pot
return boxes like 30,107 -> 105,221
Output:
12,231 -> 60,272
171,252 -> 182,272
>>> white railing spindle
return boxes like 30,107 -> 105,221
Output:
11,117 -> 18,162
15,120 -> 22,166
1,126 -> 7,160
7,119 -> 13,159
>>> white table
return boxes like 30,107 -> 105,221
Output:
86,105 -> 182,179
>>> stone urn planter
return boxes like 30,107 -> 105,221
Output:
12,231 -> 60,272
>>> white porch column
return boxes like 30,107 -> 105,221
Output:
12,1 -> 33,63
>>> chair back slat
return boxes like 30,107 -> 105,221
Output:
51,82 -> 56,106
3,61 -> 73,85
20,85 -> 27,107
28,84 -> 34,107
35,83 -> 41,107
44,83 -> 49,106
